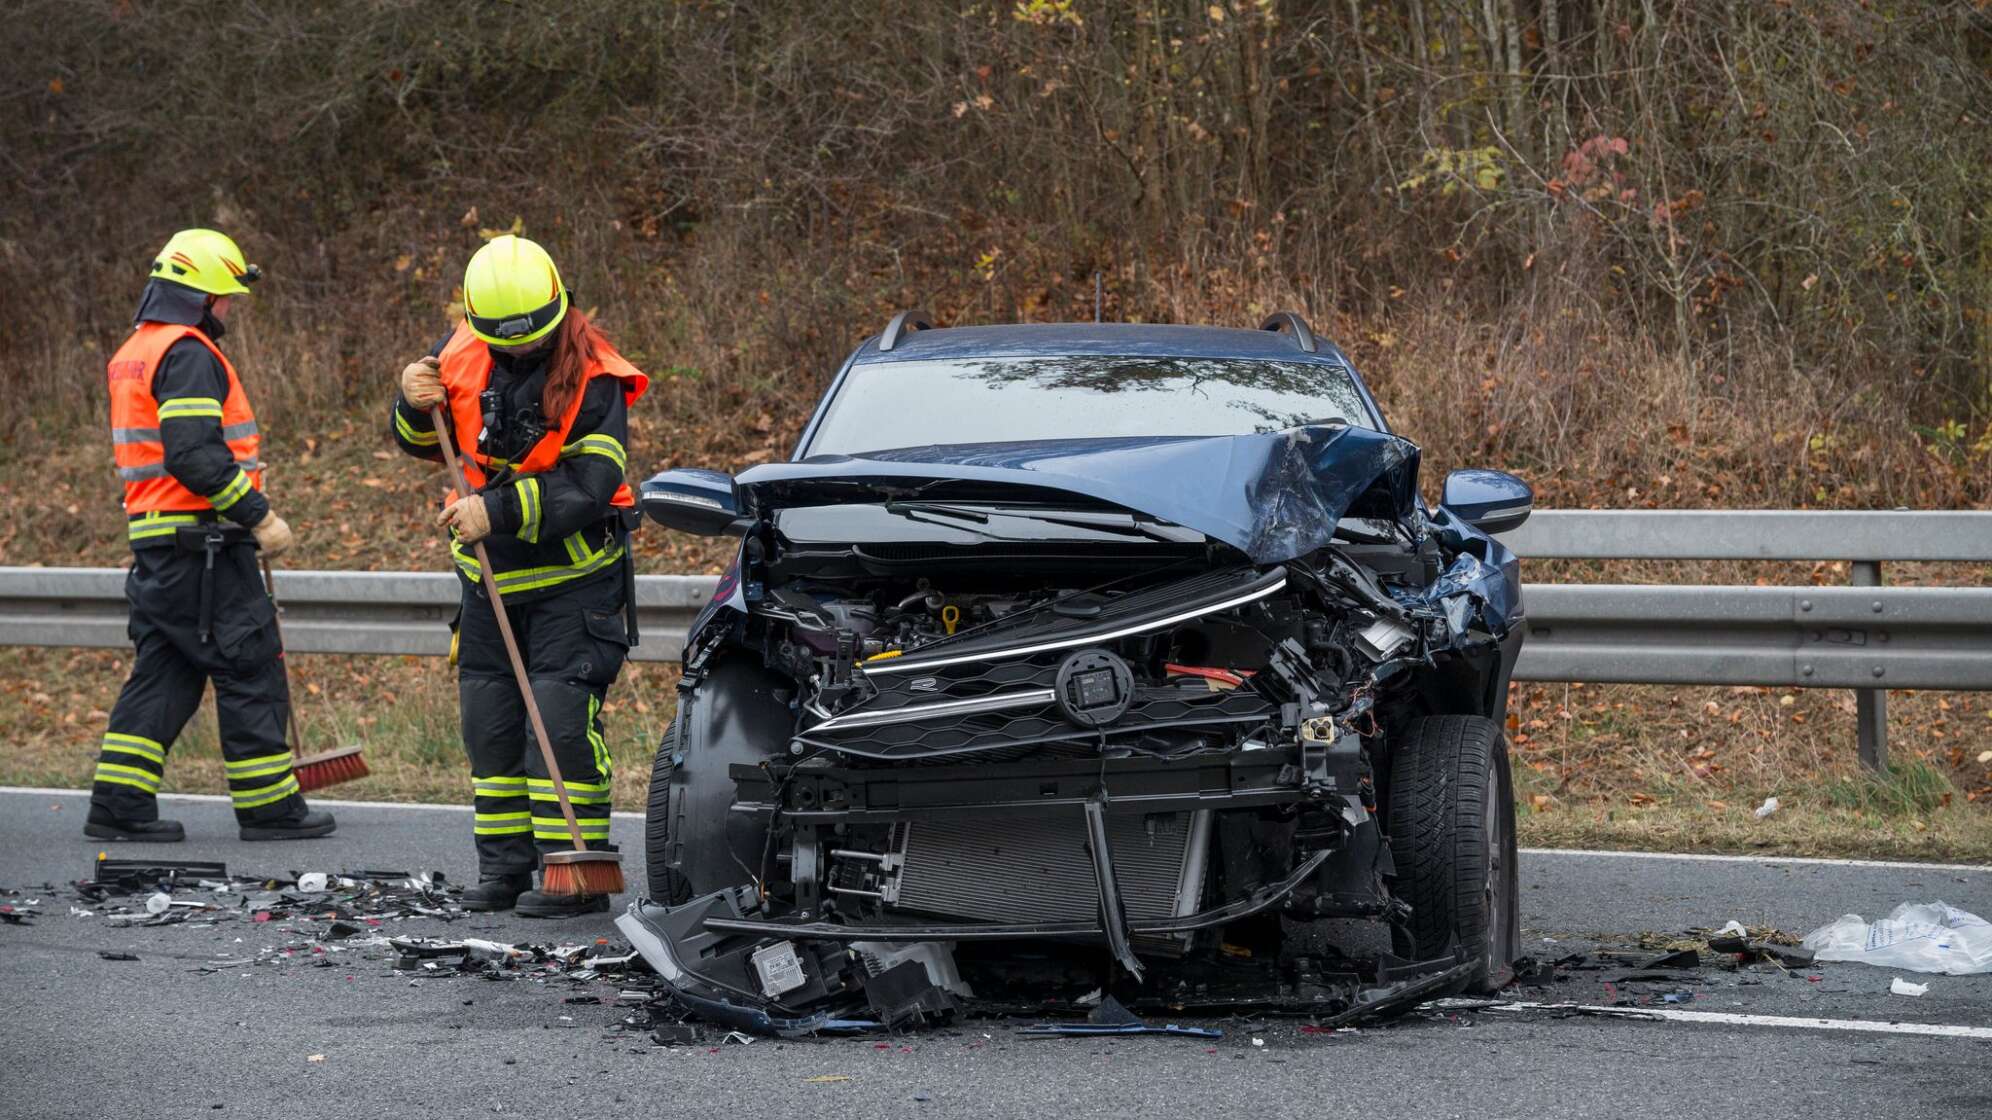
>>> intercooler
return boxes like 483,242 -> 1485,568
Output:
888,810 -> 1211,944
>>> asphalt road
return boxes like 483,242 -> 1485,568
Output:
1,787 -> 1988,1120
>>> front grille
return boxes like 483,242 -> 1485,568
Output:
804,678 -> 1274,759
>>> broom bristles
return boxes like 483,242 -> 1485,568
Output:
293,745 -> 369,793
540,850 -> 624,896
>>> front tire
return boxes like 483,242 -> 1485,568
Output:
1384,714 -> 1519,993
644,716 -> 687,904
643,658 -> 793,905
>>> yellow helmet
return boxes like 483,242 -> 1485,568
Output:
149,229 -> 260,296
463,235 -> 568,347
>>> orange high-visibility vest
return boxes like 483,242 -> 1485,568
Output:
107,322 -> 262,515
435,323 -> 648,508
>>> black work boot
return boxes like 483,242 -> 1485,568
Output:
84,807 -> 185,843
462,874 -> 535,912
515,888 -> 611,919
240,808 -> 337,842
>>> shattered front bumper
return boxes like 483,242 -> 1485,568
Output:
616,887 -> 1477,1035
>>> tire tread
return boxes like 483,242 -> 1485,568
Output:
1386,714 -> 1510,988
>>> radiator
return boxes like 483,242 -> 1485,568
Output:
891,810 -> 1209,933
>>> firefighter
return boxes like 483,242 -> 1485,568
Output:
391,235 -> 648,917
90,229 -> 336,842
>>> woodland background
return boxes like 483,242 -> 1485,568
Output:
1,0 -> 1987,855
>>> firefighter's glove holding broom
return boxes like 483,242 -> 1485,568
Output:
400,355 -> 444,409
438,494 -> 492,544
252,511 -> 294,558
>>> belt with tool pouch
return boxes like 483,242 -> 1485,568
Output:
173,523 -> 257,645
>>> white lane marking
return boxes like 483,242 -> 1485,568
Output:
1437,999 -> 1992,1041
1520,846 -> 1992,874
6,786 -> 1988,871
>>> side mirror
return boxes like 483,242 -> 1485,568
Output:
640,468 -> 749,536
1441,468 -> 1533,535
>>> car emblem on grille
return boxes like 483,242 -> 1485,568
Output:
907,677 -> 940,693
1053,649 -> 1133,728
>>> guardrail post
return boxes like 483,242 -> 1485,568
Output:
1851,560 -> 1888,772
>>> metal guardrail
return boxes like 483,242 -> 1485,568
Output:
0,567 -> 718,663
1,511 -> 1986,769
1500,509 -> 1992,769
1500,509 -> 1992,561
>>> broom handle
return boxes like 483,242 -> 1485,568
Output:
431,406 -> 589,854
260,556 -> 308,761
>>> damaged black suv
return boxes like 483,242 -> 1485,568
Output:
623,312 -> 1532,1030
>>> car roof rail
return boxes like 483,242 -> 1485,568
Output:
878,308 -> 938,352
1259,311 -> 1318,353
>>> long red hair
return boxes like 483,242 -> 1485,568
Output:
541,305 -> 607,422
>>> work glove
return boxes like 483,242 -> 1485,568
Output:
400,355 -> 444,409
437,494 -> 492,545
253,511 -> 295,558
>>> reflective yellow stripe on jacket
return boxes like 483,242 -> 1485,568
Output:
450,532 -> 623,596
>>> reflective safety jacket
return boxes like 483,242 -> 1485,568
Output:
107,321 -> 266,547
401,324 -> 648,599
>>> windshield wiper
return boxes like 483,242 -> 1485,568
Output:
883,501 -> 1199,544
879,502 -> 1007,540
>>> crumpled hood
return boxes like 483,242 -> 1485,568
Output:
736,424 -> 1421,564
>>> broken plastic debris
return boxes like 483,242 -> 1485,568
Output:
91,857 -> 227,890
1752,797 -> 1780,819
297,873 -> 329,893
1890,977 -> 1929,996
1804,902 -> 1992,975
144,892 -> 172,915
306,1054 -> 325,1063
464,939 -> 531,963
1019,994 -> 1222,1040
1639,949 -> 1700,970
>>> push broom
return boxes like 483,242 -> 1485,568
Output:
261,558 -> 371,791
431,405 -> 624,897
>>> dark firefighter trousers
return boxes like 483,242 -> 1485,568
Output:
458,568 -> 630,879
91,539 -> 308,825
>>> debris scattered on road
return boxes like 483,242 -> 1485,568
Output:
1636,949 -> 1700,970
97,950 -> 139,961
1890,977 -> 1930,996
1707,931 -> 1815,969
649,1023 -> 702,1047
1804,902 -> 1992,975
89,858 -> 228,890
1019,995 -> 1224,1040
384,935 -> 640,984
71,857 -> 468,936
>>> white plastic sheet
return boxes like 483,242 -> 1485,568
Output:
1802,901 -> 1992,975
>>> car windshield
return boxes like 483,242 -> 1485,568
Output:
803,355 -> 1374,456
